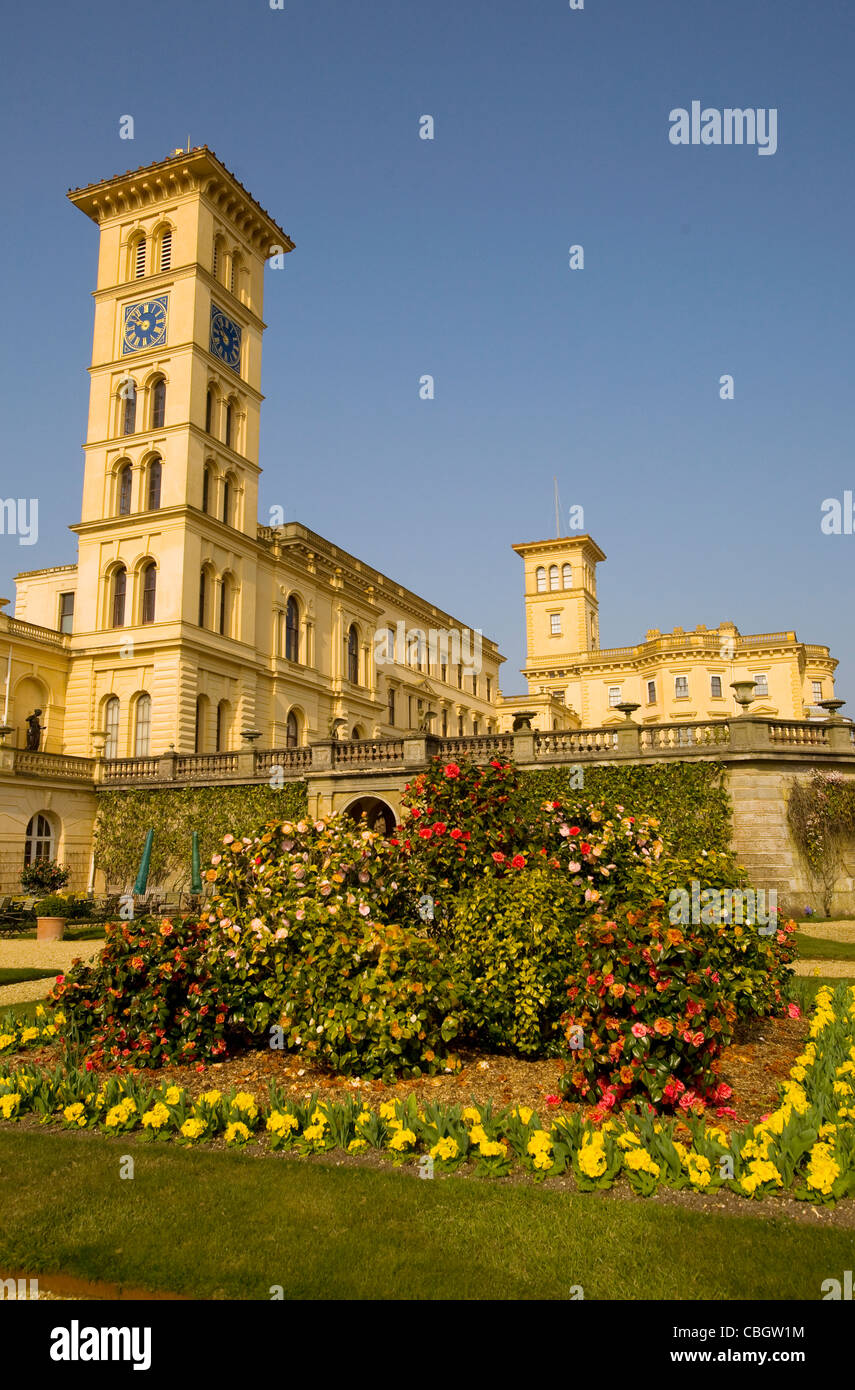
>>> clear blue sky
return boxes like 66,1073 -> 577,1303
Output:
1,0 -> 852,702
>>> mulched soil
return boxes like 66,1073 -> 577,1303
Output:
4,1010 -> 807,1131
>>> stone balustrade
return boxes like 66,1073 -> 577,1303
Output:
1,714 -> 853,791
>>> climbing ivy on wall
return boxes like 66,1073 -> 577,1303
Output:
94,782 -> 308,891
517,762 -> 732,859
787,770 -> 855,916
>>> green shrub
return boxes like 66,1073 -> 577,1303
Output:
449,870 -> 579,1055
34,895 -> 71,917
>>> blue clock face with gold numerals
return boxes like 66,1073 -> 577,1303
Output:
210,304 -> 242,373
122,296 -> 168,354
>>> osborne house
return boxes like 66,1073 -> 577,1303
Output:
0,148 -> 841,894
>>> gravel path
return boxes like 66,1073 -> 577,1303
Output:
793,959 -> 855,978
0,939 -> 103,1008
799,920 -> 855,943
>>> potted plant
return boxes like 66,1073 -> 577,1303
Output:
21,859 -> 70,895
35,894 -> 69,942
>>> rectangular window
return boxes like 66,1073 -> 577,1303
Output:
550,613 -> 561,636
388,687 -> 395,726
608,686 -> 622,707
486,677 -> 492,701
442,709 -> 448,736
471,674 -> 478,697
408,695 -> 413,727
457,664 -> 463,689
675,676 -> 689,700
753,673 -> 769,698
441,662 -> 447,684
710,675 -> 723,698
58,592 -> 74,634
646,679 -> 656,704
812,680 -> 823,703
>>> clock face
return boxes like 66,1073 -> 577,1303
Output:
210,304 -> 242,372
122,296 -> 168,354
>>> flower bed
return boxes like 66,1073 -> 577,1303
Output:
2,986 -> 853,1204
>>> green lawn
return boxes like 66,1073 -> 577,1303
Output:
0,1128 -> 850,1300
795,931 -> 855,962
0,968 -> 58,987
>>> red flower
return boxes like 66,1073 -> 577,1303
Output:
418,827 -> 433,840
443,763 -> 461,779
511,854 -> 526,869
579,842 -> 591,854
491,852 -> 506,864
544,1094 -> 561,1107
449,828 -> 463,840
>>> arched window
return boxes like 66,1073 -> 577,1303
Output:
151,378 -> 166,429
198,568 -> 207,627
216,700 -> 229,752
24,812 -> 55,865
230,252 -> 238,294
134,693 -> 151,756
122,383 -> 136,435
562,563 -> 572,588
213,236 -> 225,281
194,695 -> 207,753
536,566 -> 547,593
222,476 -> 231,526
205,388 -> 214,433
352,726 -> 364,741
347,624 -> 359,684
202,464 -> 213,513
111,567 -> 127,628
285,596 -> 299,661
140,562 -> 156,624
549,565 -> 560,591
147,457 -> 161,510
118,464 -> 132,516
225,401 -> 233,449
104,696 -> 120,758
286,710 -> 298,747
159,228 -> 172,272
133,236 -> 146,279
219,576 -> 231,636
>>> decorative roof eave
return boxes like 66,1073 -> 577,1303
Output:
68,146 -> 294,257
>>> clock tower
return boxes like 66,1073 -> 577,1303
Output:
61,147 -> 294,755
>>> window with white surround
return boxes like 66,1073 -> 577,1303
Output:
535,566 -> 546,593
646,680 -> 656,704
24,812 -> 56,866
562,563 -> 572,588
134,694 -> 151,756
549,565 -> 560,591
608,686 -> 622,707
753,673 -> 769,698
710,675 -> 723,698
675,676 -> 689,700
550,612 -> 561,635
812,680 -> 823,703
